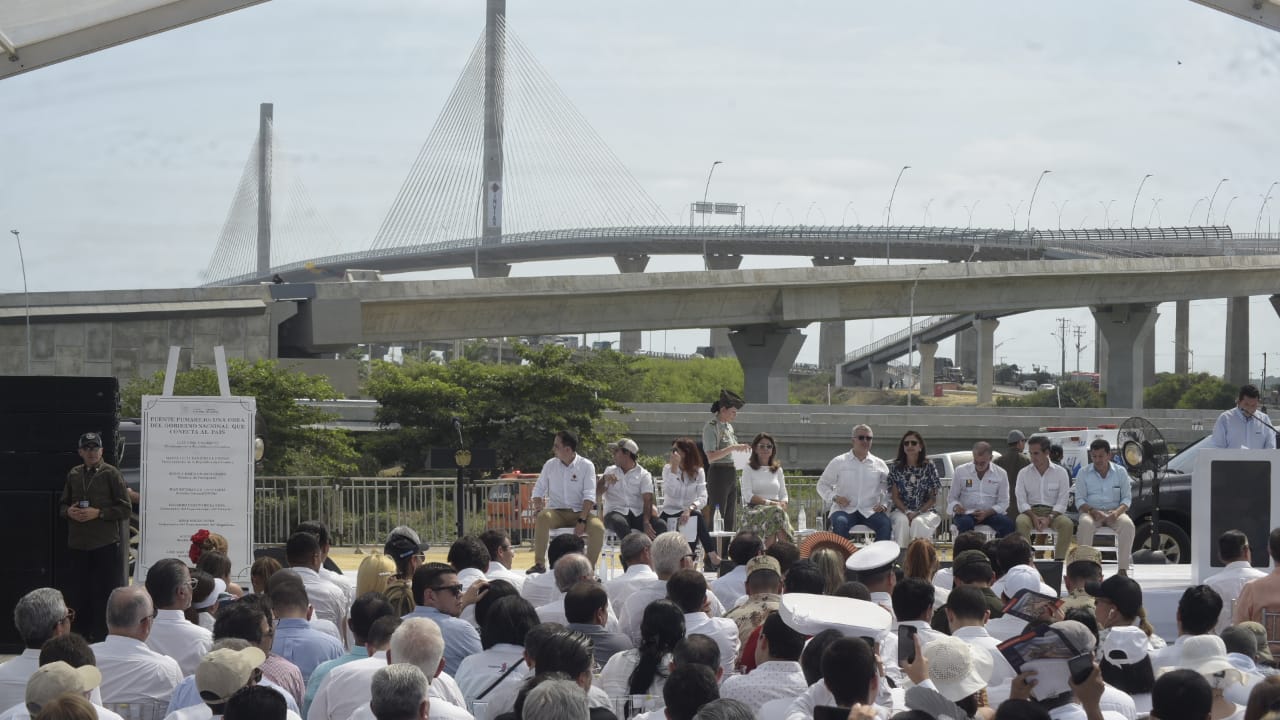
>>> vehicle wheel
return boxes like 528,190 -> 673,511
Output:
1134,520 -> 1191,564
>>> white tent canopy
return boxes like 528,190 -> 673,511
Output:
0,0 -> 267,79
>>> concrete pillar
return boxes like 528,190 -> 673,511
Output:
1094,323 -> 1107,381
975,318 -> 999,405
257,103 -> 273,276
1174,300 -> 1190,374
918,342 -> 938,399
1144,327 -> 1156,387
614,254 -> 650,353
728,324 -> 806,405
956,327 -> 978,382
1225,296 -> 1250,385
482,0 -> 506,248
707,254 -> 743,359
1091,303 -> 1159,409
812,256 -> 856,369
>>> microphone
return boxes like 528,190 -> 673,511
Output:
1243,410 -> 1280,434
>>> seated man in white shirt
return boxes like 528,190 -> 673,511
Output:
1203,530 -> 1267,632
1013,436 -> 1075,560
522,535 -> 586,609
448,537 -> 492,593
91,586 -> 184,707
944,585 -> 1016,688
1150,585 -> 1224,670
718,613 -> 807,712
286,532 -> 350,650
598,438 -> 665,541
175,646 -> 304,720
884,578 -> 948,661
660,665 -> 720,720
480,530 -> 527,591
295,520 -> 356,605
535,554 -> 620,632
145,558 -> 215,677
783,637 -> 881,720
669,570 -> 739,678
366,664 -> 430,720
529,430 -> 606,573
991,534 -> 1058,600
347,618 -> 472,720
619,533 -> 726,646
306,616 -> 399,720
710,533 -> 763,611
602,533 -> 656,612
0,588 -> 73,712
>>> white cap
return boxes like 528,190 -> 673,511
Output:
1100,626 -> 1149,667
924,636 -> 994,702
844,540 -> 899,574
997,565 -> 1044,599
193,578 -> 227,610
779,593 -> 893,640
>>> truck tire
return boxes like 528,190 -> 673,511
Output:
1134,520 -> 1191,564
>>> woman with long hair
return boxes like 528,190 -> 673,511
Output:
903,538 -> 948,609
738,432 -> 794,546
810,549 -> 845,596
457,594 -> 541,709
355,552 -> 397,598
659,437 -> 719,566
888,430 -> 942,549
598,600 -> 685,698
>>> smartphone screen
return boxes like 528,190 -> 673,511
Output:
898,624 -> 918,666
1068,653 -> 1094,685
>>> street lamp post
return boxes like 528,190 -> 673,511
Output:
700,160 -> 722,268
1147,198 -> 1163,227
805,201 -> 817,225
1129,173 -> 1152,227
963,201 -> 980,228
1257,183 -> 1278,233
1206,178 -> 1229,224
770,201 -> 782,225
922,197 -> 934,225
1222,195 -> 1239,226
1189,197 -> 1208,226
1026,170 -> 1051,231
841,201 -> 860,226
1006,201 -> 1022,230
885,165 -> 911,263
1052,200 -> 1069,231
1098,200 -> 1116,228
9,229 -> 31,375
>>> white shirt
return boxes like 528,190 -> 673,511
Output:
948,462 -> 1010,514
0,701 -> 123,720
0,649 -> 40,712
1205,560 -> 1268,632
740,466 -> 788,504
719,660 -> 807,710
91,635 -> 184,704
598,649 -> 671,698
476,677 -> 609,720
880,620 -> 946,672
319,566 -> 356,606
985,613 -> 1033,642
456,644 -> 528,709
619,578 -> 727,645
783,681 -> 839,720
533,454 -> 597,511
147,609 -> 214,677
520,571 -> 560,609
659,466 -> 707,514
486,561 -> 527,591
1015,462 -> 1072,513
536,597 -> 621,633
710,565 -> 749,611
458,567 -> 488,593
349,697 -> 473,720
817,451 -> 890,516
292,566 -> 350,650
162,704 -> 302,720
951,625 -> 1017,687
600,463 -> 656,517
306,652 -> 385,720
683,612 -> 739,678
603,564 -> 656,612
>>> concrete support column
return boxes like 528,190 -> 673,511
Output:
1174,300 -> 1190,374
918,342 -> 938,399
956,328 -> 978,382
614,254 -> 650,354
1091,303 -> 1159,409
1094,323 -> 1107,381
1144,326 -> 1156,387
856,362 -> 890,389
1225,296 -> 1250,385
812,256 -> 856,370
728,325 -> 806,404
707,254 -> 743,359
975,318 -> 999,405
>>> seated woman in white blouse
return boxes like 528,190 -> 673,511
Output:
657,437 -> 720,567
737,432 -> 794,546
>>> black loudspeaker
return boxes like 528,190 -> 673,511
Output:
1034,559 -> 1064,594
0,413 -> 120,461
0,377 -> 119,414
0,453 -> 82,491
0,491 -> 64,653
1208,460 -> 1273,570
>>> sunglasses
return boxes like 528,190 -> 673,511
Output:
903,440 -> 920,447
432,584 -> 465,596
756,443 -> 774,450
855,435 -> 874,441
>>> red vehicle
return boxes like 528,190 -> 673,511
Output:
485,472 -> 539,545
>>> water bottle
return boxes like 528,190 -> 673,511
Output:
798,504 -> 808,531
713,505 -> 724,533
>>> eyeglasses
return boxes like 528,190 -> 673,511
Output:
756,443 -> 774,450
683,553 -> 696,561
432,584 -> 465,596
855,435 -> 874,441
903,440 -> 920,447
56,609 -> 76,627
187,577 -> 199,588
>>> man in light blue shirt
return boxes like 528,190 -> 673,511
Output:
404,562 -> 483,675
267,570 -> 344,679
1208,384 -> 1277,450
1075,438 -> 1134,575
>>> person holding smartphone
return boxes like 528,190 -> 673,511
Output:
59,431 -> 131,642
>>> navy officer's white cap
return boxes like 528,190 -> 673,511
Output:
779,593 -> 893,640
844,540 -> 900,574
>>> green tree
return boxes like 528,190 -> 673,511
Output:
121,359 -> 359,476
996,380 -> 1102,408
1176,376 -> 1238,410
631,357 -> 743,403
367,343 -> 630,472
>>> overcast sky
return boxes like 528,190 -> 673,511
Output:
3,0 -> 1280,377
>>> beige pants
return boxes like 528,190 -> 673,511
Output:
1015,507 -> 1074,560
533,508 -> 605,569
1076,511 -> 1135,571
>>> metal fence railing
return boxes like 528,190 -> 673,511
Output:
254,474 -> 832,547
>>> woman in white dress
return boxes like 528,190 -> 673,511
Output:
737,432 -> 794,546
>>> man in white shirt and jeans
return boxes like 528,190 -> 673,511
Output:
1014,436 -> 1074,560
530,430 -> 605,573
816,424 -> 891,542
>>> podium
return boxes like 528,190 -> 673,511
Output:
1192,449 -> 1280,583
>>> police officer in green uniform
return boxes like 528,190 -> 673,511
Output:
59,431 -> 131,641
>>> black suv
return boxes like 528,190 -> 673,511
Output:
1120,434 -> 1205,564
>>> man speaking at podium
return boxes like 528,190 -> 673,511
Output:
1207,384 -> 1276,450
